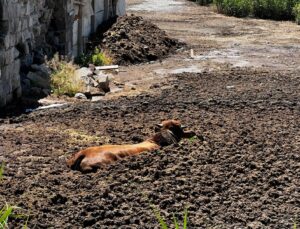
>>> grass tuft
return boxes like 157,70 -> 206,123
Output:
0,163 -> 4,180
293,3 -> 300,24
75,48 -> 114,67
0,204 -> 19,228
0,204 -> 29,229
189,136 -> 198,143
48,54 -> 84,96
152,205 -> 189,229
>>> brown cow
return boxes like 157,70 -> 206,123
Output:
67,120 -> 196,172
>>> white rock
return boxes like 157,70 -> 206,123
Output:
75,93 -> 88,100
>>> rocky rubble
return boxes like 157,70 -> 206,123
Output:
74,66 -> 112,96
98,16 -> 184,65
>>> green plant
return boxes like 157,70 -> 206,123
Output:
75,53 -> 91,67
48,54 -> 84,96
75,48 -> 113,67
252,0 -> 299,20
0,204 -> 29,229
91,48 -> 113,66
152,206 -> 189,229
189,136 -> 198,143
293,3 -> 300,24
0,163 -> 4,180
214,0 -> 300,21
214,0 -> 252,17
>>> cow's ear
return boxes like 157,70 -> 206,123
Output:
156,124 -> 163,128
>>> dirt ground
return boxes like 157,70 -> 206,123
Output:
1,0 -> 300,228
114,0 -> 300,94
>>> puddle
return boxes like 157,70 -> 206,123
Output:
191,49 -> 241,61
155,65 -> 202,75
128,0 -> 185,12
189,49 -> 254,68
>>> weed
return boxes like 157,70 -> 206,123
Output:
189,136 -> 198,143
75,48 -> 113,67
0,163 -> 4,180
0,204 -> 30,229
294,219 -> 298,229
152,206 -> 168,229
48,54 -> 84,96
155,151 -> 161,155
152,205 -> 189,229
293,3 -> 300,24
91,48 -> 113,66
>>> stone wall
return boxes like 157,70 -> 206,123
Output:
0,0 -> 56,107
0,0 -> 125,107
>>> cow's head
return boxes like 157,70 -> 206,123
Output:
154,120 -> 196,145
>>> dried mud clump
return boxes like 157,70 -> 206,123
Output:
100,15 -> 183,65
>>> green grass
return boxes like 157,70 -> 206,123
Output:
293,3 -> 300,24
0,163 -> 4,180
48,54 -> 85,96
0,204 -> 19,228
188,136 -> 198,143
152,206 -> 189,229
91,48 -> 113,66
75,48 -> 113,67
0,204 -> 29,229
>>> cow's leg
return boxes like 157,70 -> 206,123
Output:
80,159 -> 95,173
183,130 -> 196,139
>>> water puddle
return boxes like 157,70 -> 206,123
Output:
128,0 -> 185,12
191,49 -> 241,61
189,49 -> 253,67
155,65 -> 202,75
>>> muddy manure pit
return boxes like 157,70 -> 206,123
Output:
99,15 -> 183,65
1,67 -> 300,228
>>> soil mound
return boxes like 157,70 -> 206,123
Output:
99,16 -> 183,65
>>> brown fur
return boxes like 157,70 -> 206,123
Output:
67,120 -> 195,172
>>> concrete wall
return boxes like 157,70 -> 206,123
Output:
0,0 -> 126,107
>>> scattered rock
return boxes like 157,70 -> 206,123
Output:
31,64 -> 51,78
27,71 -> 50,89
29,87 -> 43,97
93,73 -> 110,93
74,67 -> 94,85
75,93 -> 88,100
247,221 -> 265,229
75,67 -> 111,95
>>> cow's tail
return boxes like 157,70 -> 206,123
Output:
67,151 -> 85,171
